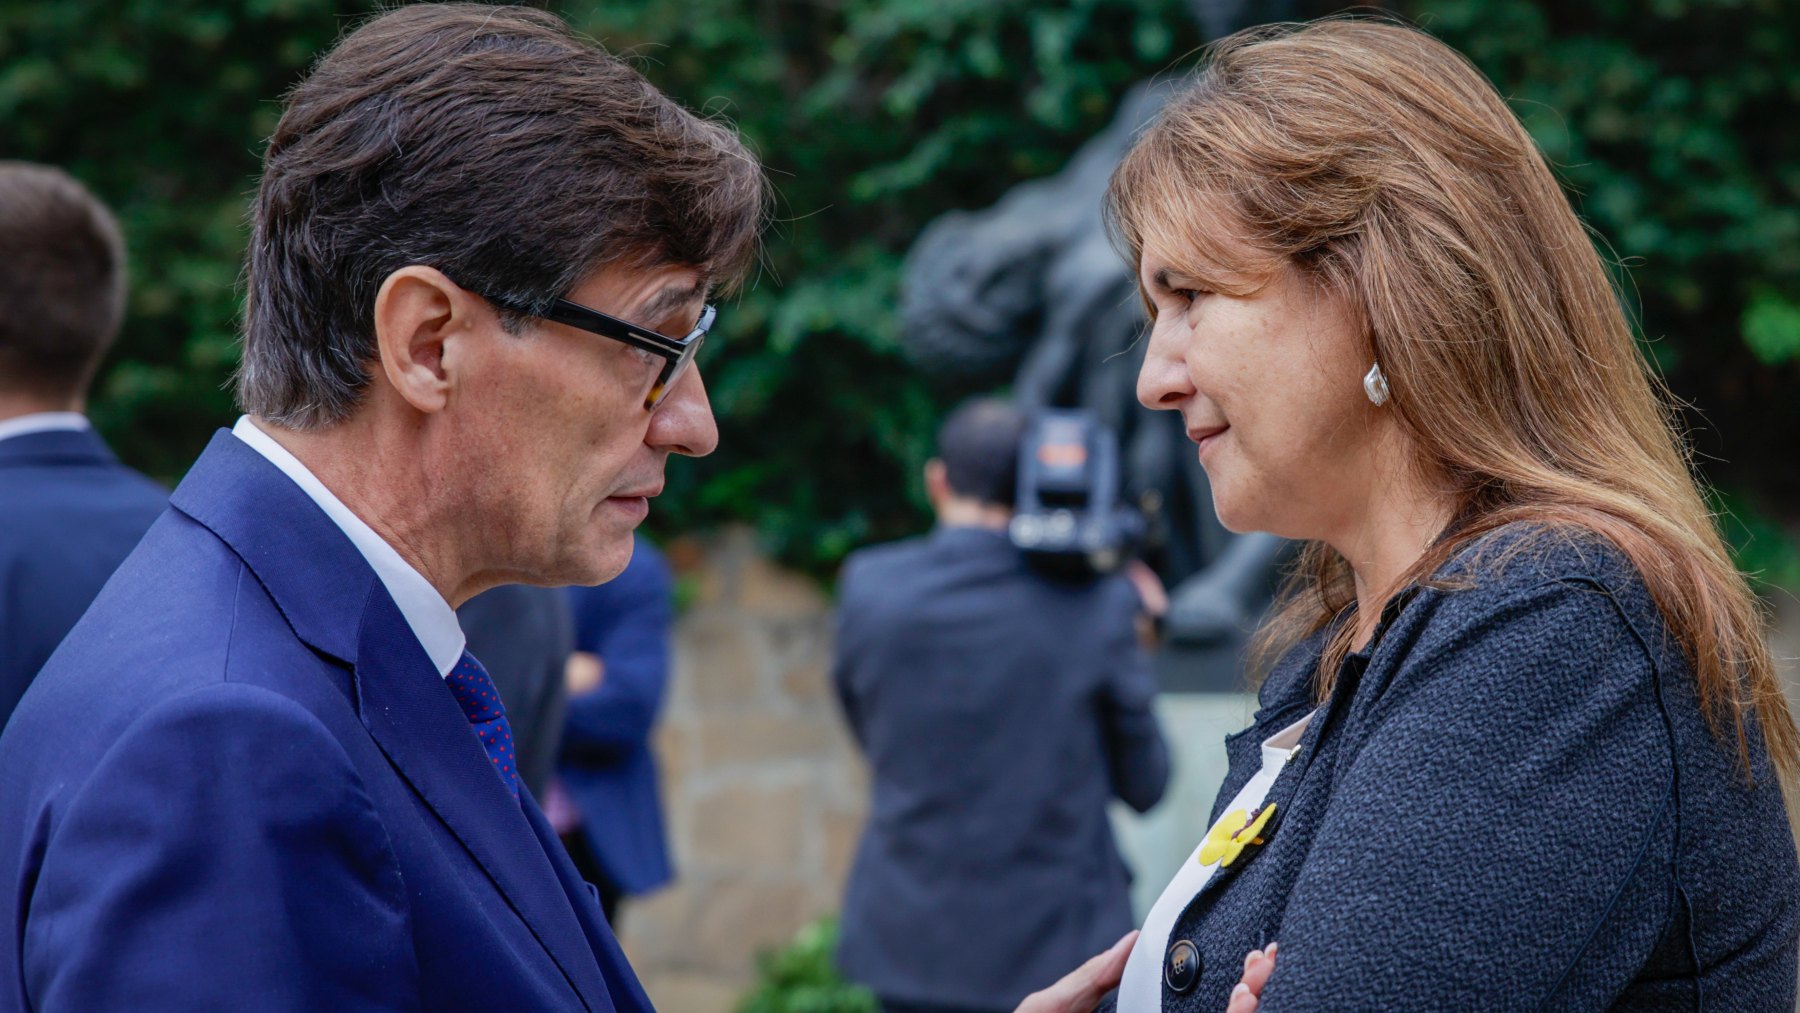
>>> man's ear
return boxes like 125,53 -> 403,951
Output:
372,266 -> 478,415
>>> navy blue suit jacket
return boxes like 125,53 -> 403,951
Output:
832,526 -> 1170,1009
0,432 -> 651,1012
0,427 -> 164,727
560,534 -> 675,896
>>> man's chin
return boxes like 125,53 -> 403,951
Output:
556,531 -> 637,587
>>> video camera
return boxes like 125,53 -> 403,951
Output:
1008,409 -> 1145,580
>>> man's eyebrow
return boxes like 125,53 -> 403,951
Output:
634,281 -> 707,324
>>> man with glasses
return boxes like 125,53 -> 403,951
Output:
0,5 -> 760,1010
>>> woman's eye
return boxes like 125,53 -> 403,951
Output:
1175,288 -> 1209,304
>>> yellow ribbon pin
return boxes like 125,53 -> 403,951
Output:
1197,803 -> 1276,868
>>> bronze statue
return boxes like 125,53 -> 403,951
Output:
899,58 -> 1292,662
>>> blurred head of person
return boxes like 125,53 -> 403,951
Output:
926,396 -> 1028,529
235,3 -> 766,601
0,163 -> 127,418
1108,18 -> 1796,780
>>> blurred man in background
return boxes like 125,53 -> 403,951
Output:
549,531 -> 678,925
0,163 -> 165,727
832,396 -> 1171,1013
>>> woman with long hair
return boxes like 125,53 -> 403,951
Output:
1075,17 -> 1799,1012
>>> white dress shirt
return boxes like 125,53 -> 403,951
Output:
0,411 -> 89,444
1116,710 -> 1315,1010
231,416 -> 465,678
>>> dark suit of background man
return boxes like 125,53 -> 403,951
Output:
0,163 -> 166,728
833,398 -> 1172,1013
0,5 -> 765,1010
553,532 -> 678,925
459,584 -> 576,798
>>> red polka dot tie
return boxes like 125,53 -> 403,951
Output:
445,650 -> 519,801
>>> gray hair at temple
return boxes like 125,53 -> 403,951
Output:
236,3 -> 768,429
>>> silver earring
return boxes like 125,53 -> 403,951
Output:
1363,362 -> 1390,406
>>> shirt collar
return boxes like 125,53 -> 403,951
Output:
0,411 -> 90,444
230,415 -> 465,678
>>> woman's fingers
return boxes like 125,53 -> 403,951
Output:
1227,942 -> 1278,1013
1014,930 -> 1139,1013
1241,941 -> 1276,992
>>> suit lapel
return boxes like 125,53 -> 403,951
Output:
171,432 -> 611,1012
521,787 -> 652,1012
354,594 -> 611,1012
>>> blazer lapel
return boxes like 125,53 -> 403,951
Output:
1181,594 -> 1421,910
1185,650 -> 1366,907
172,432 -> 611,1012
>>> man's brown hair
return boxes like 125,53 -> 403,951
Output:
0,163 -> 128,401
237,3 -> 767,428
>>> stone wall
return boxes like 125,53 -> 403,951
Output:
618,528 -> 867,1012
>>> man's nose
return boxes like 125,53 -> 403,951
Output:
1136,319 -> 1193,411
649,364 -> 719,458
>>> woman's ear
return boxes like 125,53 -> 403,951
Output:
372,265 -> 475,415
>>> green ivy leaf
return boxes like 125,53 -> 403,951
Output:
1742,289 -> 1800,366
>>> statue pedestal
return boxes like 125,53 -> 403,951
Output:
1155,636 -> 1255,694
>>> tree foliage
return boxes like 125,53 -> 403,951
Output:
554,0 -> 1201,569
2,0 -> 1793,577
0,0 -> 1196,572
1400,0 -> 1800,580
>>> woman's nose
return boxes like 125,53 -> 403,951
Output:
1136,319 -> 1194,411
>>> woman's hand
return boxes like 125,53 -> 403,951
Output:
1014,931 -> 1138,1013
1225,942 -> 1277,1013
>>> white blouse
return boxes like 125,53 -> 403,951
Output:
1116,710 -> 1315,1011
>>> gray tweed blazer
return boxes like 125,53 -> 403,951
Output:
1118,522 -> 1798,1011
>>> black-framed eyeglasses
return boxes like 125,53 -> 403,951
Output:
483,292 -> 716,411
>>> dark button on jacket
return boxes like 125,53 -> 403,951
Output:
1164,939 -> 1200,994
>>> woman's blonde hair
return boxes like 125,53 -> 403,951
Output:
1105,18 -> 1799,785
